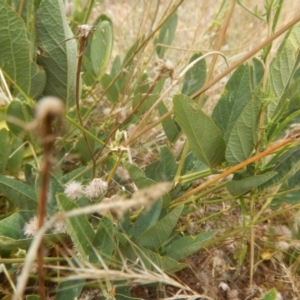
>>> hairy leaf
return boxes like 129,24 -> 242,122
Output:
36,0 -> 77,109
225,96 -> 262,165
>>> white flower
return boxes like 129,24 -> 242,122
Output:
84,178 -> 108,198
23,216 -> 39,238
64,181 -> 84,200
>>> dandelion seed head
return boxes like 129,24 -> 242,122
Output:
64,180 -> 84,200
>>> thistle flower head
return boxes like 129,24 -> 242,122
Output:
64,180 -> 84,200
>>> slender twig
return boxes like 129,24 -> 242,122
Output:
75,25 -> 97,178
35,97 -> 64,300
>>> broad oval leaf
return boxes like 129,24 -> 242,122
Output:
154,12 -> 178,59
163,230 -> 217,261
212,64 -> 252,140
225,95 -> 262,165
123,161 -> 155,188
173,94 -> 225,169
83,16 -> 114,85
0,3 -> 46,99
36,0 -> 77,109
182,52 -> 206,96
270,22 -> 300,99
226,172 -> 277,196
136,205 -> 184,251
129,199 -> 163,238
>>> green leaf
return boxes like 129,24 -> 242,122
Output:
89,216 -> 114,265
0,174 -> 37,210
163,230 -> 217,261
123,161 -> 155,188
0,2 -> 46,99
90,20 -> 113,79
6,99 -> 34,138
57,193 -> 95,259
0,129 -> 10,173
251,57 -> 264,87
270,22 -> 300,98
120,242 -> 186,273
260,288 -> 277,300
271,168 -> 300,209
129,199 -> 163,238
226,172 -> 277,196
225,96 -> 262,165
136,205 -> 183,251
259,146 -> 300,191
35,173 -> 64,215
83,16 -> 113,85
145,146 -> 177,182
55,278 -> 85,300
154,12 -> 178,58
0,211 -> 35,240
36,0 -> 77,109
181,52 -> 206,96
173,94 -> 226,169
100,73 -> 119,103
212,64 -> 252,140
7,136 -> 24,176
158,101 -> 181,143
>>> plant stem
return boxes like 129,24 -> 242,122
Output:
75,28 -> 96,178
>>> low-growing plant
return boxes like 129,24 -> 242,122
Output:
1,1 -> 300,299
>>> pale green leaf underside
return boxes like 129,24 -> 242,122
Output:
212,64 -> 252,141
0,3 -> 46,98
270,22 -> 300,98
225,96 -> 261,165
173,94 -> 226,168
36,0 -> 77,109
